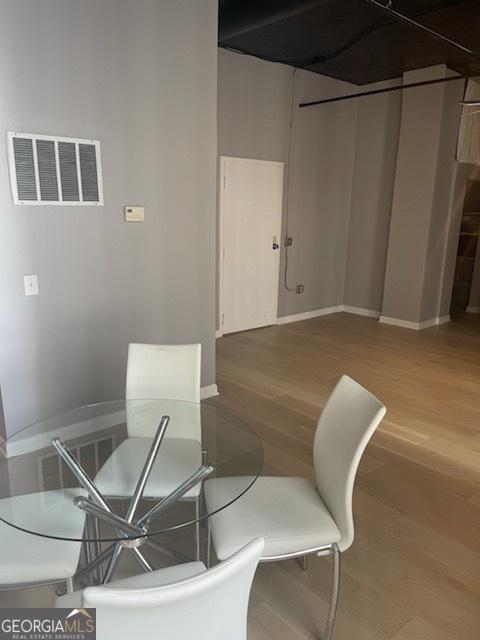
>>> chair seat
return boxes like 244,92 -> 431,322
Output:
204,476 -> 341,560
56,561 -> 207,608
0,490 -> 85,585
95,437 -> 202,499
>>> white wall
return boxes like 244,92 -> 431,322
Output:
0,0 -> 218,434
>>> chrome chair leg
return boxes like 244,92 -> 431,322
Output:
195,496 -> 201,561
206,521 -> 212,568
130,547 -> 154,572
83,517 -> 92,567
92,516 -> 102,583
102,544 -> 123,584
66,577 -> 74,594
323,544 -> 341,640
297,555 -> 308,571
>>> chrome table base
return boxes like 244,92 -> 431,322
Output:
53,415 -> 214,585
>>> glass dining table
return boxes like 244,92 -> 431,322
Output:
0,399 -> 263,585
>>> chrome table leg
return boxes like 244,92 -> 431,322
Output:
57,415 -> 215,584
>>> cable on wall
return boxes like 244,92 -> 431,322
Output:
360,0 -> 480,62
221,46 -> 299,292
283,66 -> 298,292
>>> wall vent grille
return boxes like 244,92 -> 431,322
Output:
7,131 -> 104,206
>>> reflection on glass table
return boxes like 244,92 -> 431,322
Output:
0,399 -> 263,584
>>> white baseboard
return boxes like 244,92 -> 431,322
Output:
379,315 -> 450,330
379,316 -> 420,330
436,315 -> 451,326
200,384 -> 219,400
466,306 -> 480,314
263,306 -> 450,331
277,306 -> 343,325
277,304 -> 381,325
215,330 -> 223,339
341,305 -> 380,318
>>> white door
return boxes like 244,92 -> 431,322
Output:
220,157 -> 284,335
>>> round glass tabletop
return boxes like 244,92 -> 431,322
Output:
0,399 -> 263,543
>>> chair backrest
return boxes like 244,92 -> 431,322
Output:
313,375 -> 386,552
125,343 -> 201,440
81,538 -> 264,640
126,343 -> 201,403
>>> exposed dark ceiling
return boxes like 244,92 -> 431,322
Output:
218,0 -> 480,85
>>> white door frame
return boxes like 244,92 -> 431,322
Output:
218,156 -> 284,337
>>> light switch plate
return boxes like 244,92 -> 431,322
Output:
125,206 -> 145,222
24,274 -> 39,296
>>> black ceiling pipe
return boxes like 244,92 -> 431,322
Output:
299,72 -> 477,108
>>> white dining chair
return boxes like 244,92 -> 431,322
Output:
94,343 -> 204,560
125,343 -> 201,407
56,537 -> 264,640
0,490 -> 86,593
204,375 -> 386,640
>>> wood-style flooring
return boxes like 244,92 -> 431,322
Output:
207,311 -> 480,640
2,311 -> 479,639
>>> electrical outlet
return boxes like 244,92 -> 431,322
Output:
296,284 -> 304,294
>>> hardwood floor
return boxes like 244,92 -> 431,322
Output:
2,311 -> 479,638
208,311 -> 480,640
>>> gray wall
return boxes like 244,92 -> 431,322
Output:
218,49 -> 292,163
284,71 -> 358,317
0,0 -> 218,434
421,76 -> 464,321
468,238 -> 480,310
464,179 -> 480,212
344,79 -> 402,313
466,179 -> 480,310
464,178 -> 480,311
437,164 -> 475,317
381,66 -> 463,323
218,51 -> 404,319
219,54 -> 468,326
218,49 -> 358,319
